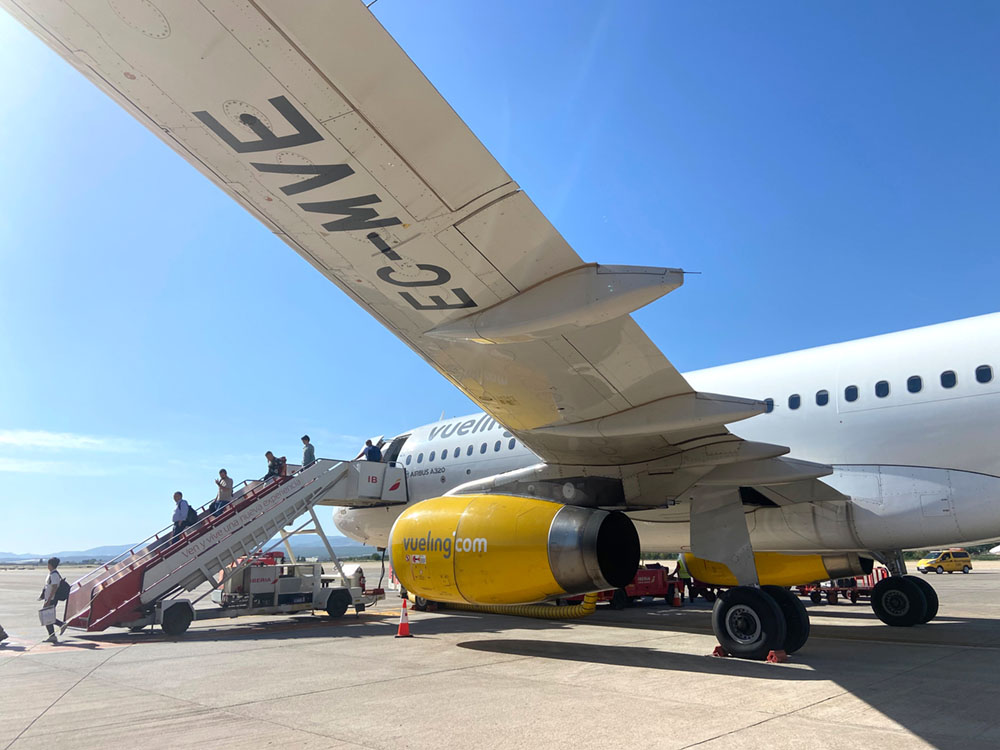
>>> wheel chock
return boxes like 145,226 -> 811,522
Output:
711,646 -> 730,658
766,649 -> 788,663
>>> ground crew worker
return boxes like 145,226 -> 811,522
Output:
675,554 -> 693,603
39,557 -> 66,643
301,435 -> 315,466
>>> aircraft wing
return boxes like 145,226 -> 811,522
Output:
2,0 -> 835,496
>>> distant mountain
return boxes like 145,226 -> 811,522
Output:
0,535 -> 377,564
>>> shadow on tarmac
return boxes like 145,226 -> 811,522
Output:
457,638 -> 822,680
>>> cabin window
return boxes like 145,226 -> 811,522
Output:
428,451 -> 435,462
764,398 -> 774,413
875,380 -> 890,398
976,365 -> 993,383
494,441 -> 502,452
467,445 -> 474,456
816,390 -> 829,406
417,453 -> 424,464
941,370 -> 957,389
480,443 -> 487,454
845,385 -> 859,402
405,455 -> 412,466
509,438 -> 517,450
788,394 -> 801,410
907,376 -> 922,393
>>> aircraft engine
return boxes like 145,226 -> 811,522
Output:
683,551 -> 873,587
389,495 -> 639,605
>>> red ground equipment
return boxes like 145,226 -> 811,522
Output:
795,566 -> 890,604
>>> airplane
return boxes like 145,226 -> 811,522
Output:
3,1 -> 997,660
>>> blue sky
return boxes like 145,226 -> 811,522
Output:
1,2 -> 997,552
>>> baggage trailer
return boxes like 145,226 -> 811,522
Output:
795,566 -> 890,605
562,565 -> 685,609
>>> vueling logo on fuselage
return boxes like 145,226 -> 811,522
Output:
402,532 -> 487,559
427,413 -> 510,441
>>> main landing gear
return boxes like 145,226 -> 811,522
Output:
711,585 -> 810,660
870,576 -> 938,626
869,549 -> 939,627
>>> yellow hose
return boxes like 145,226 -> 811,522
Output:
436,593 -> 599,619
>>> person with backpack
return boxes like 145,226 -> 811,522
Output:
171,491 -> 195,542
38,557 -> 69,643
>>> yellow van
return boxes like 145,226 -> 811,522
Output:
916,549 -> 972,574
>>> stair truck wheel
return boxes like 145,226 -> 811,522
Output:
809,590 -> 822,605
904,575 -> 939,623
325,589 -> 352,619
413,595 -> 430,612
871,577 -> 928,627
161,602 -> 193,637
762,585 -> 811,655
711,587 -> 787,661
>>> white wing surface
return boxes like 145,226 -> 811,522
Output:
3,0 -> 837,500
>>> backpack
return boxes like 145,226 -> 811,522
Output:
55,576 -> 70,601
185,503 -> 199,525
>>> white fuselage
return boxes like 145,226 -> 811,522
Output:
335,313 -> 1000,555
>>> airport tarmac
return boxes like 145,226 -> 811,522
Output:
2,561 -> 1000,750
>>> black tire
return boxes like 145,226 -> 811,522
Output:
871,577 -> 928,627
920,570 -> 928,574
610,589 -> 628,610
963,566 -> 970,574
935,566 -> 944,574
711,587 -> 787,661
700,588 -> 717,603
412,595 -> 430,612
904,575 -> 938,623
325,589 -> 351,618
809,590 -> 822,605
161,604 -> 193,636
849,590 -> 860,604
762,585 -> 810,655
128,625 -> 147,633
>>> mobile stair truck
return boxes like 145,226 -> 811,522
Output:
60,459 -> 407,636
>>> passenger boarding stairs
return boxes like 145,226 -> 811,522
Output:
64,459 -> 407,632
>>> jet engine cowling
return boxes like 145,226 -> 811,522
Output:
683,551 -> 874,587
389,495 -> 640,605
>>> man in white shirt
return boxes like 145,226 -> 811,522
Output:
39,557 -> 66,643
172,492 -> 191,542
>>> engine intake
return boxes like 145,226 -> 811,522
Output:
390,495 -> 639,605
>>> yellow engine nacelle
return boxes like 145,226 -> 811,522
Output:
390,495 -> 640,605
682,551 -> 873,587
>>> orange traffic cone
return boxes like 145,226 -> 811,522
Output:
395,597 -> 413,638
672,583 -> 683,607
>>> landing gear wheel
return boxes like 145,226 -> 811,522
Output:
610,589 -> 628,610
903,575 -> 938,623
935,566 -> 944,574
325,589 -> 351,618
160,604 -> 193,636
711,587 -> 786,661
761,586 -> 810,655
871,577 -> 928,627
809,590 -> 822,605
